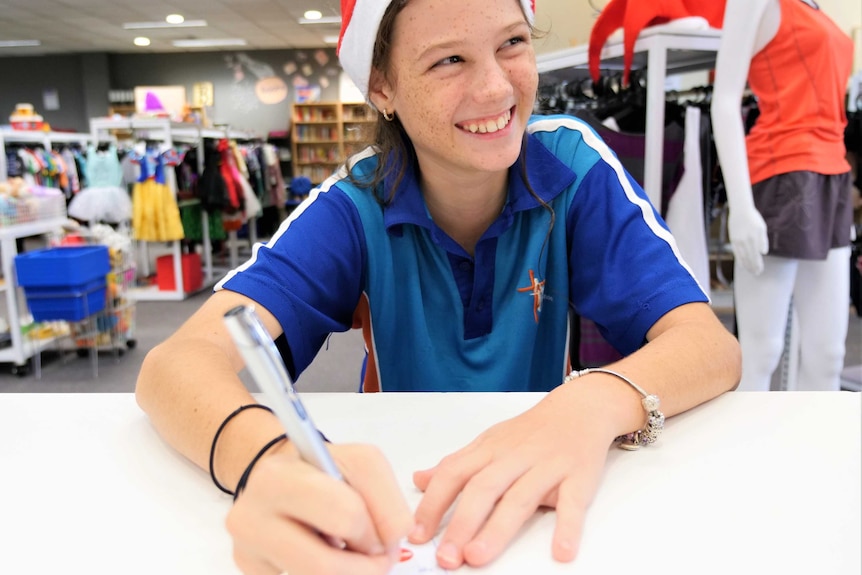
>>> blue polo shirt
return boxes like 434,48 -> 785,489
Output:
216,115 -> 707,392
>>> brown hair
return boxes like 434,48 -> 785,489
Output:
343,0 -> 412,204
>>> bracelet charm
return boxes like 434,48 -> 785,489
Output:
564,367 -> 665,450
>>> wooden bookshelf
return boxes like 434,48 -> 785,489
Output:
291,102 -> 375,185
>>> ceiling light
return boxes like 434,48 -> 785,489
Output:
0,40 -> 41,47
323,35 -> 340,44
166,14 -> 185,24
133,36 -> 151,47
172,38 -> 247,48
304,10 -> 322,20
298,16 -> 342,24
123,20 -> 207,30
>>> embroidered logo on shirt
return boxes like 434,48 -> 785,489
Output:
517,269 -> 546,323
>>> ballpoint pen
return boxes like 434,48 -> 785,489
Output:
223,304 -> 343,482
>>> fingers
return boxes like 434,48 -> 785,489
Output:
415,451 -> 601,569
244,453 -> 386,555
230,508 -> 394,575
335,444 -> 414,552
545,445 -> 607,563
410,448 -> 490,545
441,465 -> 591,569
460,462 -> 561,567
232,545 -> 279,575
433,458 -> 529,569
412,465 -> 435,492
410,404 -> 610,570
227,445 -> 411,575
549,478 -> 588,562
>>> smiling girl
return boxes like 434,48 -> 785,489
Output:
135,1 -> 741,573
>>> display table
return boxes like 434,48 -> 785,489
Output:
0,392 -> 859,574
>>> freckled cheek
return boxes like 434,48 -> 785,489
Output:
507,63 -> 538,91
415,114 -> 449,144
404,91 -> 451,131
398,101 -> 443,144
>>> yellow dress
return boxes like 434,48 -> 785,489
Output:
131,150 -> 185,242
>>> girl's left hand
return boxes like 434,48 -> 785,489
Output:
408,389 -> 616,569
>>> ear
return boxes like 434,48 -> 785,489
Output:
367,67 -> 395,112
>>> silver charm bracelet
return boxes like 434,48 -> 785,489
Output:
564,367 -> 665,450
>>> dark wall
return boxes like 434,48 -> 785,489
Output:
0,48 -> 342,136
0,54 -> 93,132
81,53 -> 111,123
108,48 -> 341,136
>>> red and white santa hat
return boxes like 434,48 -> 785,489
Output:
338,0 -> 536,99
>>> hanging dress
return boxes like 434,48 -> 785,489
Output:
131,148 -> 185,241
68,144 -> 132,223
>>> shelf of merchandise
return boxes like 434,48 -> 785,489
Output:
266,130 -> 293,182
341,103 -> 376,161
0,129 -> 93,183
535,27 -> 722,210
292,102 -> 340,185
89,118 -> 260,300
0,217 -> 69,372
291,102 -> 375,185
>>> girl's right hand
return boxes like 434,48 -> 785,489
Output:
226,443 -> 414,575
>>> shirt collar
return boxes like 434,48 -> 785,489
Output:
382,132 -> 577,232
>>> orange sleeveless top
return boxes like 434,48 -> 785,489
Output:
745,0 -> 853,184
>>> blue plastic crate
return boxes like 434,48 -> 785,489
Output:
14,245 -> 110,288
23,279 -> 107,322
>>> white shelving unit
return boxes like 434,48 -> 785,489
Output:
89,118 -> 259,301
0,218 -> 69,372
536,27 -> 722,209
196,127 -> 261,273
0,129 -> 94,373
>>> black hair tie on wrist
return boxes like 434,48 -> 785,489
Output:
209,404 -> 273,496
233,434 -> 289,501
232,429 -> 332,502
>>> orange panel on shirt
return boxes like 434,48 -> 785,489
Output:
352,293 -> 380,393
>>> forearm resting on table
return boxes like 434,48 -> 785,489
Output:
555,304 -> 741,440
136,317 -> 290,493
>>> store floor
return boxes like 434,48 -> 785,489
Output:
0,289 -> 859,393
0,289 -> 367,393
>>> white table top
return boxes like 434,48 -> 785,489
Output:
1,391 -> 859,574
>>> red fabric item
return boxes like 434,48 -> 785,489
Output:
588,0 -> 726,86
337,0 -> 357,55
217,139 -> 242,210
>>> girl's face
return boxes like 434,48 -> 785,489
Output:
371,0 -> 537,181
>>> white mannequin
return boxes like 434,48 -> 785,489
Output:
711,0 -> 851,392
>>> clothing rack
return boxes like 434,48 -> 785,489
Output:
197,129 -> 261,272
664,85 -> 713,103
0,129 -> 92,184
89,118 -> 258,301
536,27 -> 722,209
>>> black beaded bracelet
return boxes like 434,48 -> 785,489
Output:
209,404 -> 274,496
233,433 -> 289,501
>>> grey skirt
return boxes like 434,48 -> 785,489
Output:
752,170 -> 853,260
